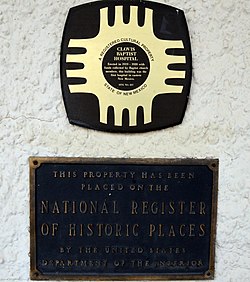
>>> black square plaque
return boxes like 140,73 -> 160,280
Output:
61,0 -> 192,132
30,158 -> 218,280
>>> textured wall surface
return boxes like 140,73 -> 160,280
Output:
0,0 -> 250,281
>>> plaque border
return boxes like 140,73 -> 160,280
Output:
61,0 -> 192,133
30,157 -> 218,280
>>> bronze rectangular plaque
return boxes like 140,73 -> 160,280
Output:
30,158 -> 218,280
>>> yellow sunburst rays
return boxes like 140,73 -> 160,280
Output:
66,6 -> 186,126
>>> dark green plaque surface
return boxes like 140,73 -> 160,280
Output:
30,158 -> 218,280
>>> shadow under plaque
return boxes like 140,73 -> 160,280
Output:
30,158 -> 218,280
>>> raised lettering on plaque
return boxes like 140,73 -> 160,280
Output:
30,158 -> 218,280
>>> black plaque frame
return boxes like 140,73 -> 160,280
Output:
61,0 -> 192,133
30,158 -> 218,280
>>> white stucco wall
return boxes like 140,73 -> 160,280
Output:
0,0 -> 250,281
